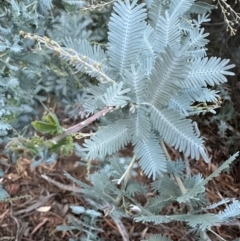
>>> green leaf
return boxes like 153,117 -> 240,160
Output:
50,135 -> 74,156
32,113 -> 65,135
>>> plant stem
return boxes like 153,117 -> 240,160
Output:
117,155 -> 136,187
160,139 -> 194,211
50,107 -> 114,143
160,139 -> 188,194
23,33 -> 116,83
115,155 -> 136,207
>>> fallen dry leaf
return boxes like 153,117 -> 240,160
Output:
36,206 -> 51,212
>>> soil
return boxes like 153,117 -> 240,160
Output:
0,131 -> 240,241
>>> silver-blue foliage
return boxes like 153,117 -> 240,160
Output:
1,0 -> 238,240
59,0 -> 236,180
55,1 -> 238,237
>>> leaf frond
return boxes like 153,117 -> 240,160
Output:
149,107 -> 209,162
83,119 -> 131,160
146,46 -> 190,108
134,135 -> 167,179
107,0 -> 147,76
183,57 -> 235,88
101,81 -> 131,107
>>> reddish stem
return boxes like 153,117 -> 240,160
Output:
51,107 -> 114,143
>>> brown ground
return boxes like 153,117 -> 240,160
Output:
0,126 -> 240,241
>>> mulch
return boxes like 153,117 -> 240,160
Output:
0,128 -> 240,241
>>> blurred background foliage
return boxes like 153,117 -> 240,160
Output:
198,0 -> 240,155
0,0 -> 111,143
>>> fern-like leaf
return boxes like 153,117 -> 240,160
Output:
150,107 -> 209,162
202,152 -> 239,185
189,2 -> 214,14
142,25 -> 155,58
148,0 -> 169,29
168,93 -> 192,116
107,0 -> 147,76
146,46 -> 190,109
188,27 -> 209,48
170,213 -> 222,231
183,57 -> 235,88
147,194 -> 173,213
84,83 -> 111,113
64,171 -> 115,202
182,87 -> 219,102
218,200 -> 240,220
83,119 -> 131,160
126,180 -> 146,196
177,176 -> 205,203
62,37 -> 111,82
169,0 -> 194,18
101,81 -> 131,107
130,106 -> 151,142
154,12 -> 180,54
192,14 -> 211,27
166,159 -> 186,177
202,199 -> 231,211
135,215 -> 169,224
151,176 -> 180,196
134,135 -> 167,179
124,65 -> 147,104
190,47 -> 207,58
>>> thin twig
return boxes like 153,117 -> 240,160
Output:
41,174 -> 82,193
21,32 -> 115,83
50,106 -> 114,143
111,215 -> 129,241
80,0 -> 116,11
160,139 -> 187,194
116,155 -> 136,187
